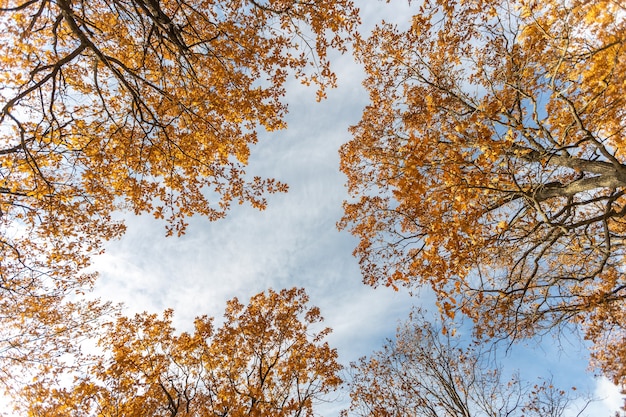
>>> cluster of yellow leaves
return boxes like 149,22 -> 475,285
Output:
17,288 -> 342,417
0,0 -> 358,390
340,0 -> 626,397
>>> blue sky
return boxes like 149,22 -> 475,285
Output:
87,1 -> 622,415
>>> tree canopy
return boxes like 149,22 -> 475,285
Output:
346,309 -> 584,417
0,0 -> 358,383
340,0 -> 626,394
3,0 -> 625,413
17,288 -> 342,417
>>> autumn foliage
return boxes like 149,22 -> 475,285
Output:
340,0 -> 626,393
17,288 -> 341,416
3,0 -> 626,413
0,0 -> 357,386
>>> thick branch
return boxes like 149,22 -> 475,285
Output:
511,144 -> 626,177
534,175 -> 626,201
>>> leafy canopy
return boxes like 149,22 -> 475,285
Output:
18,288 -> 342,417
340,0 -> 626,393
0,0 -> 358,381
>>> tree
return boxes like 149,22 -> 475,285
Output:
339,0 -> 626,395
17,287 -> 342,416
345,309 -> 587,417
0,0 -> 358,385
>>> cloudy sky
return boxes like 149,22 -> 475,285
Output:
87,1 -> 622,415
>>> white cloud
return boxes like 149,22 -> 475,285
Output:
592,378 -> 624,416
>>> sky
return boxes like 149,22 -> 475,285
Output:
85,1 -> 623,416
